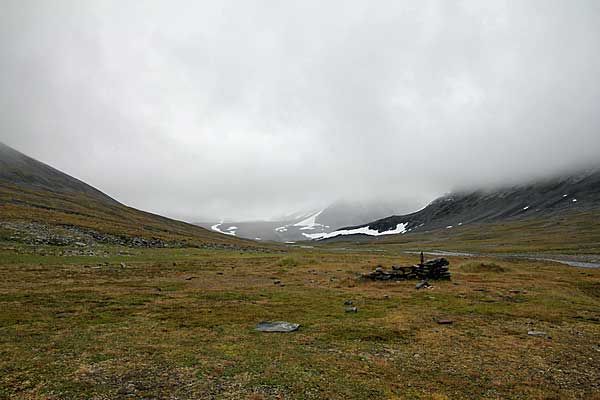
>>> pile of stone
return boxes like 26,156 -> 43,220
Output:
363,257 -> 451,281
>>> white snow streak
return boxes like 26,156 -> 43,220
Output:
293,210 -> 325,228
303,223 -> 408,240
211,223 -> 236,236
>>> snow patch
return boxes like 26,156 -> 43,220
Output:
293,210 -> 325,228
446,225 -> 453,229
522,206 -> 529,210
211,223 -> 236,236
304,223 -> 409,240
572,198 -> 578,202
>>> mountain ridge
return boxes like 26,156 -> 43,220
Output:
313,168 -> 600,241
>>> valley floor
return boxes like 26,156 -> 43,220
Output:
0,243 -> 599,399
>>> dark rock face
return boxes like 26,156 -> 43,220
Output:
363,258 -> 451,281
321,168 -> 600,241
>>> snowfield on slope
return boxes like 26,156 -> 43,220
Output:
211,223 -> 237,236
303,222 -> 408,240
275,210 -> 328,233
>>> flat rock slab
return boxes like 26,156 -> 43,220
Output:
255,321 -> 300,333
528,330 -> 550,338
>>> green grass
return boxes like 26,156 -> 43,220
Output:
459,261 -> 506,273
1,244 -> 599,399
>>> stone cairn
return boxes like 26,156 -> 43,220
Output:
363,254 -> 451,281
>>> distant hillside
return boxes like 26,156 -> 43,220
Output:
0,142 -> 118,204
314,168 -> 600,241
0,142 -> 257,249
196,199 -> 417,242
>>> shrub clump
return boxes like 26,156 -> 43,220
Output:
277,256 -> 300,267
460,261 -> 506,273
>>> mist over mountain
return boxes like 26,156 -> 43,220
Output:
196,198 -> 420,242
313,167 -> 600,241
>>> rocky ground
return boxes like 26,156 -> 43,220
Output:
0,221 -> 276,253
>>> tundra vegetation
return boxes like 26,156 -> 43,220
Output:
1,241 -> 599,399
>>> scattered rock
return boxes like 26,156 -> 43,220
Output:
509,289 -> 527,294
255,321 -> 300,332
345,307 -> 358,313
217,272 -> 224,275
383,294 -> 390,299
154,287 -> 162,292
528,330 -> 551,338
184,276 -> 196,281
273,280 -> 282,285
415,281 -> 431,290
344,300 -> 353,305
120,262 -> 126,268
437,319 -> 453,325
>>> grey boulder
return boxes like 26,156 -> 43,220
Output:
255,321 -> 300,332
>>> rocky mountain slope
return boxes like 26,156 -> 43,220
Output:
314,168 -> 600,241
0,142 -> 257,249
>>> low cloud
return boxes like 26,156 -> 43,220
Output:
2,0 -> 599,220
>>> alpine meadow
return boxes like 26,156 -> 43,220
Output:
1,1 -> 599,399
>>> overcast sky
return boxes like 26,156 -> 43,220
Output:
1,1 -> 599,221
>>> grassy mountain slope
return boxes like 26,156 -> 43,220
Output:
0,142 -> 256,248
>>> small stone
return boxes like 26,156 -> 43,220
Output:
415,281 -> 430,290
255,321 -> 300,332
344,300 -> 353,305
120,262 -> 126,268
375,267 -> 384,272
437,319 -> 453,325
383,294 -> 390,299
273,280 -> 282,285
345,307 -> 358,313
184,276 -> 196,281
528,330 -> 550,338
217,272 -> 224,275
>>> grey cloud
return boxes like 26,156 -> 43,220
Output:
1,0 -> 599,220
